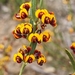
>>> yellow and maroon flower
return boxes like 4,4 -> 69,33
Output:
49,13 -> 57,27
24,54 -> 35,63
18,49 -> 25,56
13,13 -> 22,21
28,33 -> 41,43
12,31 -> 22,39
13,53 -> 23,63
35,9 -> 48,19
37,56 -> 46,66
70,42 -> 75,53
34,50 -> 41,59
21,24 -> 32,34
40,24 -> 46,29
40,30 -> 51,42
20,9 -> 28,19
20,2 -> 31,11
12,24 -> 24,39
22,45 -> 32,53
41,14 -> 53,24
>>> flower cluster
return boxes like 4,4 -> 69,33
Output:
13,45 -> 46,66
13,1 -> 57,66
35,9 -> 57,27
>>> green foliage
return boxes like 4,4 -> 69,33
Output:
0,0 -> 9,4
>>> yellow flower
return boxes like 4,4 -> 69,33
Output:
28,33 -> 41,43
70,42 -> 75,54
20,2 -> 31,11
68,28 -> 74,34
67,14 -> 72,21
13,53 -> 23,63
35,9 -> 48,19
49,13 -> 57,27
5,45 -> 12,53
13,13 -> 22,21
62,0 -> 70,4
37,56 -> 46,66
40,30 -> 51,42
24,23 -> 32,28
22,45 -> 27,50
12,23 -> 24,39
12,31 -> 22,39
72,73 -> 75,75
22,45 -> 31,53
0,44 -> 4,49
70,43 -> 75,49
20,9 -> 28,19
41,14 -> 53,24
1,56 -> 10,62
24,54 -> 35,63
20,24 -> 32,34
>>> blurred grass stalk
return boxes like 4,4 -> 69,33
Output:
65,49 -> 75,71
67,0 -> 75,29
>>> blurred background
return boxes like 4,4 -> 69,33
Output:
0,0 -> 75,75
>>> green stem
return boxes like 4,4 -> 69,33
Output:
65,49 -> 75,71
29,0 -> 37,54
31,0 -> 37,21
19,62 -> 26,75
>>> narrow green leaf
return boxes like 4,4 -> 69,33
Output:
65,49 -> 75,71
0,69 -> 3,75
39,0 -> 43,9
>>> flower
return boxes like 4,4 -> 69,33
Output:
0,44 -> 4,49
12,24 -> 23,39
13,13 -> 22,21
70,42 -> 75,53
12,31 -> 22,39
40,30 -> 51,42
13,53 -> 23,63
72,72 -> 75,75
67,14 -> 72,21
34,50 -> 41,59
62,0 -> 70,4
5,45 -> 12,53
49,12 -> 57,27
28,33 -> 41,43
41,14 -> 53,24
24,54 -> 35,63
18,49 -> 25,56
37,56 -> 46,66
22,45 -> 32,53
20,9 -> 28,19
20,2 -> 31,11
20,23 -> 32,34
35,9 -> 48,19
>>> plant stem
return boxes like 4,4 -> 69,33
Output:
19,62 -> 26,75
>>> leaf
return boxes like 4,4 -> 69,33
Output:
0,69 -> 3,75
39,0 -> 43,9
65,49 -> 75,71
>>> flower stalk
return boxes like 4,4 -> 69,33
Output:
19,0 -> 38,75
19,62 -> 26,75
